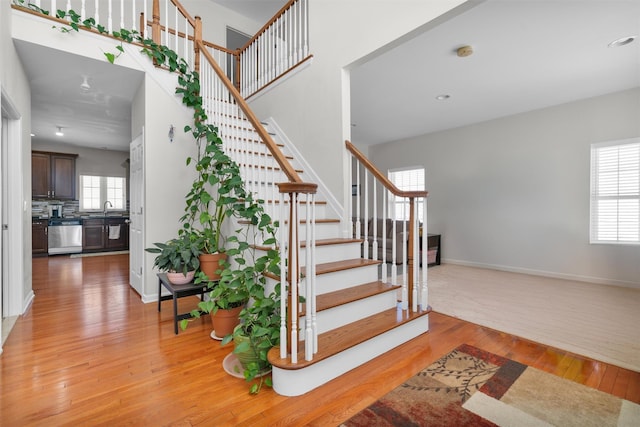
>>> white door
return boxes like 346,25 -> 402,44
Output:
1,115 -> 6,321
129,131 -> 144,295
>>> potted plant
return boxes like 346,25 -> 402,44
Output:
146,233 -> 200,284
194,264 -> 251,338
220,252 -> 282,394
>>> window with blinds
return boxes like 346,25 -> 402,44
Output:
590,138 -> 640,244
388,167 -> 425,221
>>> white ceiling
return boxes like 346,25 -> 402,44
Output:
14,0 -> 640,152
14,40 -> 144,151
351,0 -> 640,145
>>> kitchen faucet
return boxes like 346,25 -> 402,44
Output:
103,200 -> 113,215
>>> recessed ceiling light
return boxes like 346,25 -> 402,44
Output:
30,133 -> 35,137
608,35 -> 636,48
56,126 -> 64,136
435,94 -> 450,101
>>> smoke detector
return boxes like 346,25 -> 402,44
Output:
456,45 -> 474,57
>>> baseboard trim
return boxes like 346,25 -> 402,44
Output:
442,258 -> 640,290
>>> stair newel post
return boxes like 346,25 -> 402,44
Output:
234,49 -> 241,92
278,182 -> 318,364
194,16 -> 202,74
151,0 -> 161,48
139,12 -> 145,38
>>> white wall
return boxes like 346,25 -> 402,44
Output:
248,0 -> 466,208
142,72 -> 198,299
1,0 -> 33,317
370,88 -> 640,288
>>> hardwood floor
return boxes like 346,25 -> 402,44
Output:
1,255 -> 638,426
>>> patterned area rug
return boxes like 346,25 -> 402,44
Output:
342,344 -> 640,426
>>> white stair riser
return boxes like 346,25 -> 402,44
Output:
254,242 -> 361,266
300,292 -> 398,335
311,264 -> 380,295
272,314 -> 430,396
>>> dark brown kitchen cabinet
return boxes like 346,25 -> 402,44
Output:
106,218 -> 129,250
82,218 -> 129,252
31,151 -> 77,200
32,219 -> 48,255
82,219 -> 106,251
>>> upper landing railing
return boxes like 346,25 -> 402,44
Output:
17,0 -> 310,98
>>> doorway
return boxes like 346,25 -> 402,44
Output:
1,89 -> 26,347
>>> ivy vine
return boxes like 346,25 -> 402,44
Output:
13,0 -> 284,394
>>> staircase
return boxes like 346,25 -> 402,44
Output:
234,120 -> 430,396
11,0 -> 431,397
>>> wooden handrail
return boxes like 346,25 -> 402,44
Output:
346,140 -> 428,199
168,0 -> 196,28
239,0 -> 297,53
198,41 -> 304,184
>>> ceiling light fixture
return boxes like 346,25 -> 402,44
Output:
608,35 -> 637,48
80,76 -> 91,92
56,127 -> 64,137
436,94 -> 450,101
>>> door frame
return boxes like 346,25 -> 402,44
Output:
1,88 -> 27,334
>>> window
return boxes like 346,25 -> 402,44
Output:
590,138 -> 640,244
388,167 -> 425,221
80,175 -> 127,211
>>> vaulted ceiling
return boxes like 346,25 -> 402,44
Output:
14,0 -> 640,151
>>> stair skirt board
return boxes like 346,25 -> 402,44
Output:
272,314 -> 429,396
300,291 -> 399,336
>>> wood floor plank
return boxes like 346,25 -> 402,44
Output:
1,255 -> 637,426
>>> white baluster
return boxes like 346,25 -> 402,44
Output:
310,193 -> 317,354
173,4 -> 178,54
355,162 -> 361,239
412,205 -> 418,312
119,0 -> 123,29
391,195 -> 397,287
66,0 -> 71,13
372,179 -> 378,260
290,193 -> 298,364
381,190 -> 387,281
130,0 -> 135,31
421,197 -> 428,309
51,1 -> 57,15
94,0 -> 99,29
80,0 -> 85,20
305,193 -> 313,361
279,191 -> 287,359
401,200 -> 408,311
107,0 -> 112,33
363,171 -> 369,259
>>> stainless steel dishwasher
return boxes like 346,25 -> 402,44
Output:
48,218 -> 83,255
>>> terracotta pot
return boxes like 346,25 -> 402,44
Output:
199,253 -> 228,280
211,305 -> 243,337
166,270 -> 195,285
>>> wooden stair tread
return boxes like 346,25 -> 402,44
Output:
268,306 -> 430,370
303,281 -> 400,314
